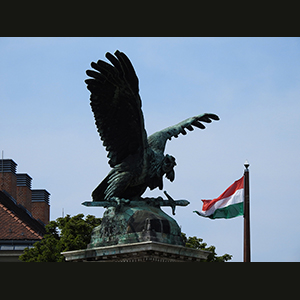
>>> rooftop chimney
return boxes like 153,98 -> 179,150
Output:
0,159 -> 17,199
31,189 -> 50,224
16,173 -> 32,213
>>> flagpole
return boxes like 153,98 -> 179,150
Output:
243,160 -> 251,262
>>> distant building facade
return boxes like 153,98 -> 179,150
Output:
0,159 -> 50,262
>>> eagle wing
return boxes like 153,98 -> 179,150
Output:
148,113 -> 219,154
85,50 -> 148,168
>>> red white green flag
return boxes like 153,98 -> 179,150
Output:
193,176 -> 244,219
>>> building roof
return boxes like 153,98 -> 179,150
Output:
0,191 -> 46,240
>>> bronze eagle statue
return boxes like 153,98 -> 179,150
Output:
85,50 -> 219,203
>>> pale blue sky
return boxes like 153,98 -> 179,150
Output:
1,37 -> 300,261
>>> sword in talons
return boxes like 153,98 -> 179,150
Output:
82,192 -> 190,215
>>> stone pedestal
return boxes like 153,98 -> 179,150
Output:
61,241 -> 211,262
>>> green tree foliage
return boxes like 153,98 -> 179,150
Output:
19,214 -> 101,262
181,233 -> 232,262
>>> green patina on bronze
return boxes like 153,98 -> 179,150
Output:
87,197 -> 184,247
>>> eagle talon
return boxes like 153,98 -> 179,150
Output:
163,191 -> 176,215
109,197 -> 130,212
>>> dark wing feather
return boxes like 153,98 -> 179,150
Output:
85,50 -> 148,167
148,113 -> 219,154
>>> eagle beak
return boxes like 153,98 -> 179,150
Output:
166,169 -> 175,182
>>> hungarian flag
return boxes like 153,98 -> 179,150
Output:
194,176 -> 244,219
